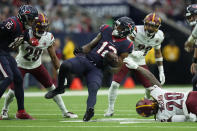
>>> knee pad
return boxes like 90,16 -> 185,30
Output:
111,81 -> 120,89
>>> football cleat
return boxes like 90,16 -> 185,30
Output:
63,112 -> 78,118
104,109 -> 114,117
15,111 -> 35,120
45,88 -> 65,99
83,108 -> 94,122
0,109 -> 9,120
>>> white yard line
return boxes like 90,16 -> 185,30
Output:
2,88 -> 192,97
0,125 -> 196,128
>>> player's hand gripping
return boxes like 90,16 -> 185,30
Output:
73,47 -> 83,56
123,57 -> 139,69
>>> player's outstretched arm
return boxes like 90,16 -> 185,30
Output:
136,67 -> 162,88
123,58 -> 161,87
48,44 -> 60,70
82,33 -> 102,54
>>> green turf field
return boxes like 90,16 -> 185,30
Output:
0,87 -> 197,131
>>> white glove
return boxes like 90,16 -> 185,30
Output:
130,50 -> 144,58
158,66 -> 165,85
123,57 -> 139,69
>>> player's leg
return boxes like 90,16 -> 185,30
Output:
1,68 -> 26,119
45,57 -> 86,99
31,65 -> 78,118
134,65 -> 152,99
104,64 -> 129,117
192,74 -> 197,91
186,91 -> 197,121
83,67 -> 103,121
0,56 -> 14,98
9,57 -> 33,119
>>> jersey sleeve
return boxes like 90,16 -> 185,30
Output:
0,18 -> 16,37
154,31 -> 164,50
148,85 -> 163,100
99,24 -> 110,33
47,33 -> 55,46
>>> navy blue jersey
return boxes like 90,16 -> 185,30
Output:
86,25 -> 133,68
0,16 -> 28,55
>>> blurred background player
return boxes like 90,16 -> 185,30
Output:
184,4 -> 197,91
0,13 -> 78,119
123,57 -> 197,122
104,12 -> 165,117
0,5 -> 38,120
45,16 -> 135,121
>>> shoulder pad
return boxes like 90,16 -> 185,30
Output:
99,24 -> 110,32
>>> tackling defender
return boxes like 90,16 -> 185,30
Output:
0,5 -> 38,120
45,16 -> 136,121
105,13 -> 165,117
0,13 -> 78,119
124,57 -> 197,122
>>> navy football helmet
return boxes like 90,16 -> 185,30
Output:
136,98 -> 158,117
112,16 -> 135,38
17,5 -> 38,29
186,4 -> 197,26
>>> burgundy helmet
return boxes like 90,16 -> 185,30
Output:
144,12 -> 161,37
136,98 -> 158,117
33,13 -> 49,37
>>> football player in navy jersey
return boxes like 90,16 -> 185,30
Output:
0,5 -> 38,120
45,16 -> 136,121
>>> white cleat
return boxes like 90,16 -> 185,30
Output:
63,112 -> 78,118
0,109 -> 9,120
104,109 -> 114,117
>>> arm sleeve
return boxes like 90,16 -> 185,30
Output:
170,115 -> 187,122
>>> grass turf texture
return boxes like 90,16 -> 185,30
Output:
0,86 -> 197,131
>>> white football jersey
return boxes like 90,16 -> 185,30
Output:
16,30 -> 55,69
148,85 -> 189,122
128,25 -> 164,65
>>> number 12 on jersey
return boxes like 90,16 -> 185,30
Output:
97,42 -> 117,57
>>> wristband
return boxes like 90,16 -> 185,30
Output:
155,57 -> 163,62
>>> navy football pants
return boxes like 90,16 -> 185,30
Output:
0,55 -> 24,110
58,56 -> 103,109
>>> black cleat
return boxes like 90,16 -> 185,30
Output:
45,88 -> 65,99
83,108 -> 94,122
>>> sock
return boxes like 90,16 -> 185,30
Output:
2,89 -> 15,111
108,81 -> 120,111
144,88 -> 151,99
48,85 -> 68,114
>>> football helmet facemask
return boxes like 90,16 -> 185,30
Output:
136,98 -> 158,117
112,16 -> 135,38
33,13 -> 49,37
144,13 -> 161,37
17,5 -> 38,29
186,4 -> 197,26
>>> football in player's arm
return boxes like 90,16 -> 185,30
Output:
45,16 -> 135,121
123,57 -> 197,122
